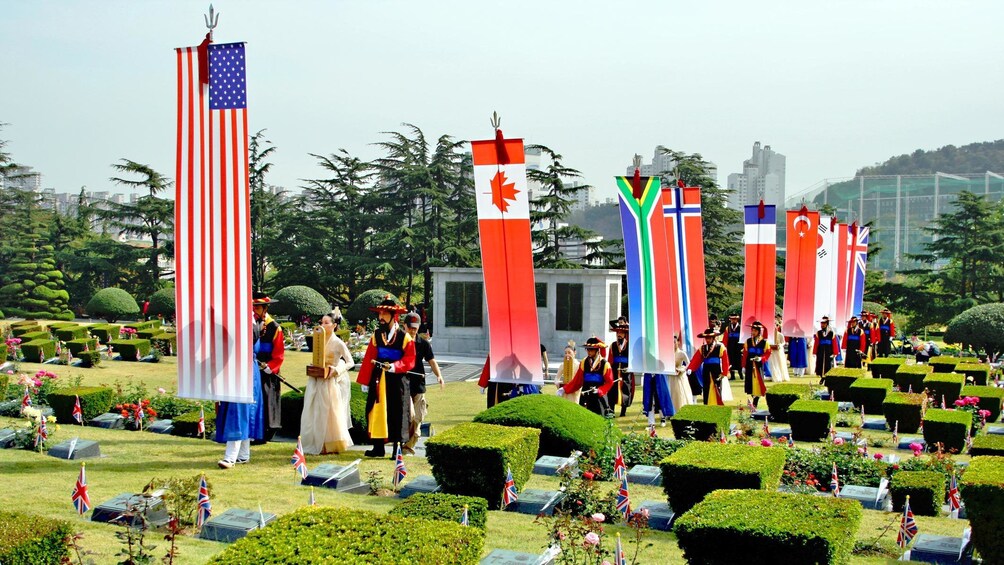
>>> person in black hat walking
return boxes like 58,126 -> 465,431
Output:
606,318 -> 634,417
252,292 -> 284,442
723,314 -> 744,381
557,336 -> 613,416
813,316 -> 838,384
687,328 -> 730,405
742,321 -> 771,408
842,316 -> 869,369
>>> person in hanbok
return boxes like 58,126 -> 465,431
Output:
789,334 -> 809,377
687,328 -> 730,405
216,314 -> 265,469
557,337 -> 613,415
558,340 -> 580,405
300,314 -> 354,455
768,314 -> 789,382
606,318 -> 634,416
668,334 -> 694,408
742,321 -> 771,408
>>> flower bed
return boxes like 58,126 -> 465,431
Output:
961,385 -> 1004,423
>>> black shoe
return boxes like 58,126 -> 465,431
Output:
364,448 -> 385,458
235,457 -> 249,464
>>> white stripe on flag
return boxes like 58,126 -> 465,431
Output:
744,223 -> 776,244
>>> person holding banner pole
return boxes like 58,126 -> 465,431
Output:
723,315 -> 744,382
742,321 -> 771,408
687,328 -> 729,405
216,314 -> 265,469
842,317 -> 869,369
252,293 -> 284,443
877,309 -> 897,357
814,317 -> 838,384
557,337 -> 613,416
606,319 -> 634,417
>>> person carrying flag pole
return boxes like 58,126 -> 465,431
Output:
606,319 -> 634,417
741,321 -> 771,409
687,328 -> 729,405
557,337 -> 614,416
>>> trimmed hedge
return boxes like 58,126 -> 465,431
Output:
65,338 -> 98,356
280,389 -> 303,437
18,330 -> 50,342
53,326 -> 88,341
209,506 -> 483,565
48,387 -> 114,423
388,493 -> 489,531
957,363 -> 991,386
788,399 -> 839,441
959,456 -> 1004,563
150,333 -> 176,356
890,471 -> 945,516
349,382 -> 368,443
426,422 -> 539,510
883,392 -> 925,434
10,325 -> 41,337
823,367 -> 865,401
108,338 -> 151,360
848,378 -> 893,414
0,510 -> 73,565
764,383 -> 811,423
659,442 -> 786,514
929,355 -> 961,374
962,385 -> 1004,423
124,320 -> 161,332
474,394 -> 620,457
894,364 -> 932,393
674,490 -> 861,565
172,408 -> 215,438
76,351 -> 102,368
922,408 -> 971,453
88,324 -> 120,345
669,404 -> 732,441
20,339 -> 55,362
970,434 -> 1004,457
136,329 -> 160,341
86,287 -> 140,322
923,373 -> 966,405
868,356 -> 905,379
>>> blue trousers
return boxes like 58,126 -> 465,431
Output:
642,373 -> 674,418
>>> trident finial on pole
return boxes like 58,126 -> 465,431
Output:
633,154 -> 642,170
204,4 -> 220,40
490,111 -> 502,130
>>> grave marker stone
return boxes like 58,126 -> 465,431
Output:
199,508 -> 277,543
635,500 -> 674,531
838,485 -> 890,511
300,461 -> 369,494
533,455 -> 577,477
0,429 -> 15,449
505,489 -> 565,516
48,438 -> 100,460
909,533 -> 972,564
898,437 -> 926,451
146,419 -> 174,435
751,409 -> 770,421
91,493 -> 170,528
768,426 -> 793,439
479,548 -> 559,565
862,418 -> 887,431
90,413 -> 125,430
420,422 -> 435,437
627,465 -> 662,486
398,475 -> 441,498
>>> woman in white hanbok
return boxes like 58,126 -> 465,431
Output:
768,315 -> 790,382
300,315 -> 354,455
668,335 -> 694,408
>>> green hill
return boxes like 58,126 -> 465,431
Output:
857,140 -> 1004,176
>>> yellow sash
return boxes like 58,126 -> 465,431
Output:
367,367 -> 389,439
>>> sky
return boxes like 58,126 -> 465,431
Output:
4,1 -> 1004,204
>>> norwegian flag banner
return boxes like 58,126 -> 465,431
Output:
846,223 -> 869,318
782,207 -> 819,338
72,395 -> 83,424
196,475 -> 211,527
291,437 -> 307,479
740,203 -> 776,342
72,463 -> 91,515
661,181 -> 709,355
471,132 -> 542,385
175,40 -> 254,403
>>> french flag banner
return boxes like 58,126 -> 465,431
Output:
740,203 -> 776,342
617,174 -> 678,374
834,222 -> 851,328
847,223 -> 869,317
813,216 -> 839,329
782,207 -> 819,338
471,132 -> 543,384
661,181 -> 709,355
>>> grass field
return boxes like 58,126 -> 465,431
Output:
0,343 -> 976,564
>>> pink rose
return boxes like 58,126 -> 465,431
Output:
591,513 -> 605,523
857,447 -> 866,456
584,532 -> 599,546
874,453 -> 884,460
909,442 -> 923,455
761,439 -> 773,447
747,440 -> 756,446
979,409 -> 991,418
157,387 -> 166,394
833,437 -> 845,446
558,531 -> 566,540
954,399 -> 966,407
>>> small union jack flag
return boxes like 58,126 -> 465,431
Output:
460,505 -> 469,526
892,420 -> 899,445
941,395 -> 947,409
615,532 -> 627,565
897,496 -> 919,548
72,463 -> 91,515
648,425 -> 657,438
502,466 -> 518,508
830,463 -> 840,497
72,395 -> 83,424
35,417 -> 48,448
196,405 -> 206,436
309,486 -> 316,507
196,475 -> 211,527
133,403 -> 144,429
762,419 -> 770,436
393,444 -> 407,488
947,471 -> 961,515
291,437 -> 308,479
21,387 -> 31,410
787,436 -> 795,448
616,475 -> 631,520
613,444 -> 627,481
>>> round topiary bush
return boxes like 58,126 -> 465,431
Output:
346,289 -> 397,325
86,288 -> 140,323
945,303 -> 1004,359
269,286 -> 329,320
860,301 -> 885,315
147,287 -> 176,322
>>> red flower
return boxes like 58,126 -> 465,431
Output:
582,471 -> 594,481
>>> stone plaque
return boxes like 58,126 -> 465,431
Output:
751,409 -> 771,421
90,412 -> 125,430
146,419 -> 174,435
813,390 -> 831,401
635,500 -> 674,531
837,401 -> 855,412
47,438 -> 100,460
91,493 -> 170,528
862,418 -> 887,431
834,431 -> 855,442
533,455 -> 577,477
0,429 -> 16,449
985,424 -> 1004,435
479,549 -> 558,565
301,462 -> 368,493
505,489 -> 565,516
768,426 -> 793,439
398,475 -> 441,499
839,485 -> 889,511
627,465 -> 662,486
420,422 -> 435,437
909,533 -> 971,564
199,508 -> 277,543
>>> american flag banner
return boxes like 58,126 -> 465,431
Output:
72,395 -> 83,424
291,437 -> 307,479
661,181 -> 709,355
613,444 -> 627,481
72,463 -> 91,515
782,207 -> 819,338
196,475 -> 211,527
897,496 -> 919,548
616,475 -> 631,521
947,471 -> 961,517
393,444 -> 407,488
460,505 -> 469,526
813,216 -> 839,330
830,463 -> 840,497
175,39 -> 254,403
847,223 -> 868,318
740,203 -> 776,342
502,466 -> 518,508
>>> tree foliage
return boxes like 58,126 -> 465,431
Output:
944,303 -> 1004,358
270,285 -> 330,320
86,287 -> 140,323
857,140 -> 1004,176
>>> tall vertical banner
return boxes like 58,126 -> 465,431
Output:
782,207 -> 819,338
813,216 -> 839,329
662,181 -> 709,354
740,204 -> 777,342
175,41 -> 253,402
847,223 -> 869,317
471,133 -> 542,384
617,175 -> 677,374
834,222 -> 851,328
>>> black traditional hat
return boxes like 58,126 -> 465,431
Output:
609,319 -> 629,332
819,316 -> 831,324
728,314 -> 740,320
748,321 -> 765,331
697,328 -> 720,338
369,294 -> 407,314
583,336 -> 607,350
881,308 -> 891,314
252,291 -> 277,306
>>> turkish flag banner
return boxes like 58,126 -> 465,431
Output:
782,208 -> 819,338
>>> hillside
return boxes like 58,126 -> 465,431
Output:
857,139 -> 1004,176
565,202 -> 622,241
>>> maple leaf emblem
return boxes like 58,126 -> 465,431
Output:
489,170 -> 519,213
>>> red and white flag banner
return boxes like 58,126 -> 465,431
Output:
813,215 -> 839,329
834,222 -> 851,329
740,203 -> 777,342
782,208 -> 819,338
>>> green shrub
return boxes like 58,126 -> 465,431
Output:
962,385 -> 1004,423
0,509 -> 73,565
147,287 -> 176,321
928,355 -> 961,374
957,363 -> 991,386
270,286 -> 330,320
124,320 -> 160,332
76,351 -> 102,368
848,378 -> 893,414
148,395 -> 208,420
426,422 -> 540,510
47,387 -> 114,423
783,442 -> 887,488
109,338 -> 151,361
669,404 -> 732,440
894,364 -> 932,393
970,434 -> 1004,457
18,330 -> 50,342
922,408 -> 971,453
959,456 -> 1004,563
65,338 -> 98,356
890,471 -> 945,516
868,357 -> 905,379
764,383 -> 812,423
86,287 -> 140,323
280,389 -> 303,437
788,400 -> 839,441
136,329 -> 160,340
150,333 -> 176,356
924,373 -> 966,406
659,442 -> 786,514
20,339 -> 55,363
172,408 -> 215,438
346,289 -> 398,325
388,493 -> 489,530
88,324 -> 120,345
0,346 -> 6,364
349,382 -> 368,443
10,325 -> 40,337
620,433 -> 688,467
674,490 -> 861,565
883,392 -> 925,434
209,506 -> 483,565
823,367 -> 865,401
46,322 -> 77,331
473,394 -> 621,457
53,326 -> 88,341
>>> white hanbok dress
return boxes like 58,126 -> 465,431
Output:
300,330 -> 354,455
768,325 -> 789,382
668,349 -> 694,408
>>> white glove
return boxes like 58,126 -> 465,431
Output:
480,387 -> 487,395
686,369 -> 692,376
556,388 -> 565,397
361,385 -> 369,393
261,365 -> 273,375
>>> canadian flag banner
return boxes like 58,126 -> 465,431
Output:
471,134 -> 542,384
834,222 -> 851,328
